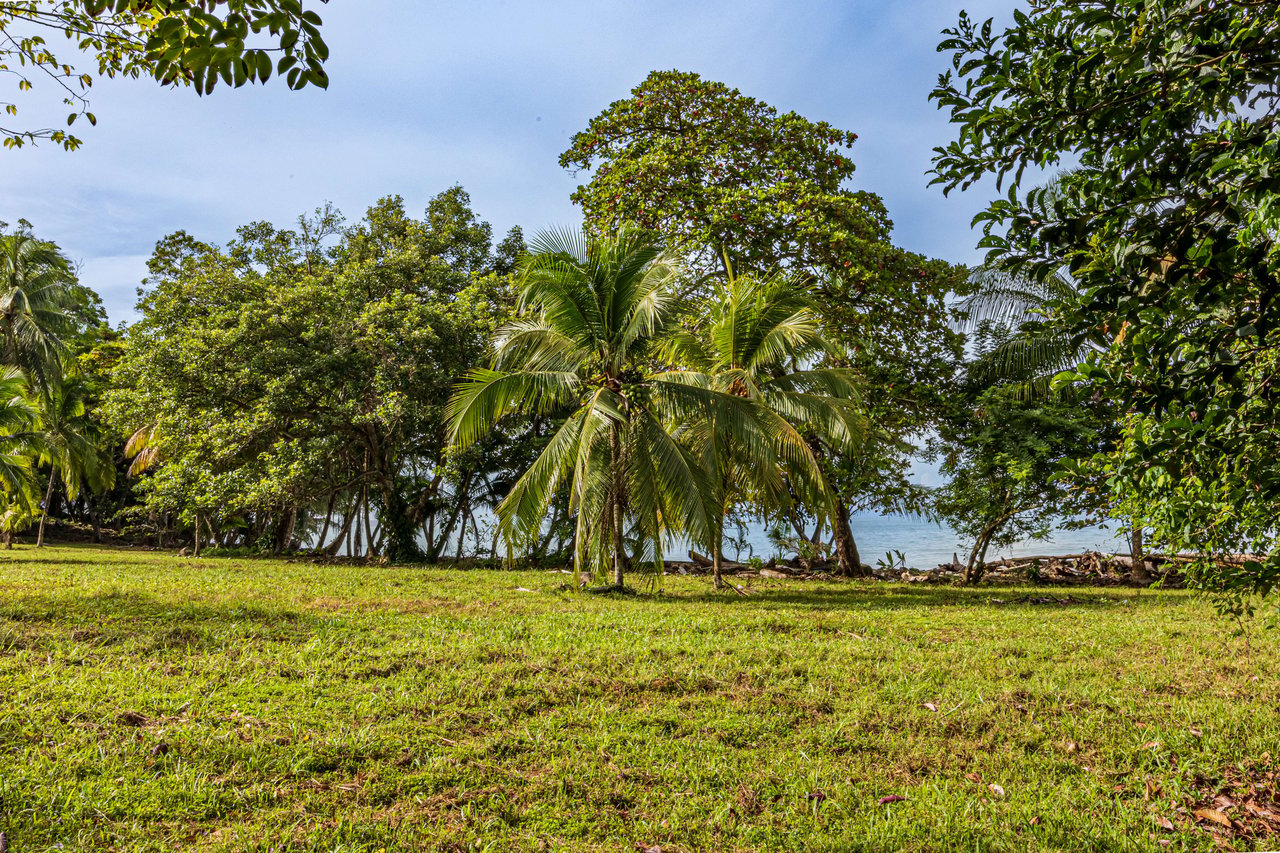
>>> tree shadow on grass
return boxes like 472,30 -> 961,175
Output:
666,581 -> 1186,612
0,589 -> 321,648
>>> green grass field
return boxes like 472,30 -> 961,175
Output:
1,546 -> 1277,852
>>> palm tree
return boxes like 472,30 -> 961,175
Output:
0,228 -> 76,386
959,264 -> 1093,398
447,229 -> 781,587
662,271 -> 865,586
33,372 -> 114,547
0,366 -> 39,547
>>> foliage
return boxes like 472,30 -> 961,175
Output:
449,229 -> 788,586
564,70 -> 971,560
932,386 -> 1102,583
662,270 -> 864,581
931,0 -> 1280,604
0,221 -> 76,387
561,69 -> 869,279
1,547 -> 1276,850
0,364 -> 36,500
0,0 -> 329,150
105,189 -> 520,560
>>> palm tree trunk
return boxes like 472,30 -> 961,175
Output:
35,472 -> 54,548
611,495 -> 625,587
193,511 -> 201,557
711,508 -> 725,589
610,428 -> 626,587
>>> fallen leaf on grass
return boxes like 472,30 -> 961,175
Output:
1188,727 -> 1203,737
921,702 -> 939,712
1194,807 -> 1233,828
1028,816 -> 1042,826
635,846 -> 661,853
1143,741 -> 1162,750
877,794 -> 906,805
1154,816 -> 1174,831
965,772 -> 983,784
988,783 -> 1006,798
807,790 -> 827,803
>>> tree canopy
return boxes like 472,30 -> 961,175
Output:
564,70 -> 970,566
105,189 -> 520,561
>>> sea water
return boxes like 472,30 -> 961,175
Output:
704,512 -> 1129,569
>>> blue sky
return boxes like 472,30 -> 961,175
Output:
1,0 -> 1013,324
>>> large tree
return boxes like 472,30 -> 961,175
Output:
931,1 -> 1280,606
106,189 -> 519,561
563,70 -> 970,563
0,0 -> 329,150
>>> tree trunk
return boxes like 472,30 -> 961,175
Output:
35,473 -> 54,548
361,490 -> 375,556
1129,522 -> 1153,584
193,511 -> 200,557
315,492 -> 336,551
832,495 -> 867,577
609,428 -> 626,587
90,500 -> 101,544
3,529 -> 12,549
319,497 -> 357,556
611,492 -> 625,587
352,502 -> 363,559
964,520 -> 1002,584
453,506 -> 468,564
712,527 -> 724,590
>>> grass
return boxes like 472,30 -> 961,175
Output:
1,545 -> 1277,852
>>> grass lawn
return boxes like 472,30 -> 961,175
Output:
1,545 -> 1277,852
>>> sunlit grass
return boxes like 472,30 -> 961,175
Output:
1,545 -> 1276,851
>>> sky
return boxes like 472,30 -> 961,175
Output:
0,0 -> 1015,325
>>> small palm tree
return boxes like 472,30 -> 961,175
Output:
0,228 -> 75,386
663,271 -> 864,586
447,229 -> 779,587
33,373 -> 114,547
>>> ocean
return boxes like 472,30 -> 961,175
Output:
409,509 -> 1130,568
706,512 -> 1130,570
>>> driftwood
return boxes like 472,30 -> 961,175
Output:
688,550 -> 746,570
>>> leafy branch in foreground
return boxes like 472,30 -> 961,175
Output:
931,0 -> 1280,608
0,0 -> 329,150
